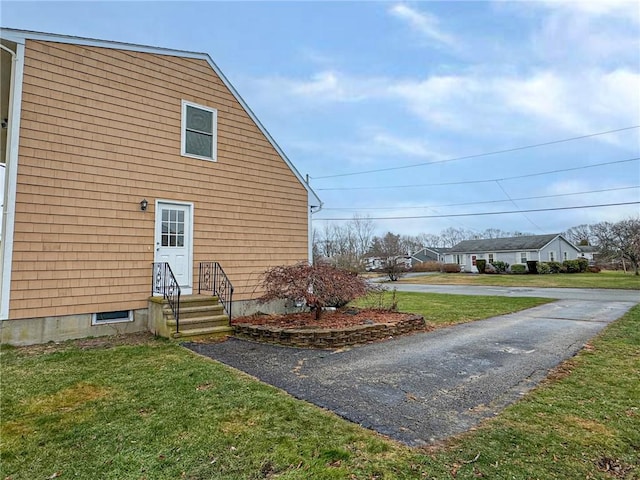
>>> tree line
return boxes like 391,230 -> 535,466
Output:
313,216 -> 640,275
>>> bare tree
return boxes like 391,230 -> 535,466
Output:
439,227 -> 475,247
417,232 -> 443,248
400,234 -> 423,256
369,232 -> 408,281
313,215 -> 376,271
592,218 -> 640,275
564,224 -> 597,246
351,214 -> 375,264
480,228 -> 511,239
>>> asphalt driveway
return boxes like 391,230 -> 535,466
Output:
187,290 -> 637,446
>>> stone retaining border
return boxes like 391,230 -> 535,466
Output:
232,314 -> 425,348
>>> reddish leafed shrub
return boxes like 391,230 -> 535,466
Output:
259,262 -> 376,320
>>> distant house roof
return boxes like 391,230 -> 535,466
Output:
449,234 -> 579,253
578,245 -> 599,253
411,247 -> 450,263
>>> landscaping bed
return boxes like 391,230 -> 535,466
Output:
231,309 -> 426,348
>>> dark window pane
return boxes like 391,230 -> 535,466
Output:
185,130 -> 213,158
177,235 -> 184,247
161,234 -> 169,246
186,106 -> 213,133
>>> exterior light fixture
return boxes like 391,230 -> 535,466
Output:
140,199 -> 148,211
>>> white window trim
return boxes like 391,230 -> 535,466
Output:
92,310 -> 133,326
519,252 -> 527,263
181,100 -> 218,161
549,251 -> 555,262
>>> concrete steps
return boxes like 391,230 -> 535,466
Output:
149,294 -> 232,340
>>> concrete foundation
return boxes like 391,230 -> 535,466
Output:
0,298 -> 302,346
0,309 -> 149,346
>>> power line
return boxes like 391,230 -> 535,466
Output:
495,179 -> 544,232
321,185 -> 640,210
316,157 -> 640,191
314,201 -> 640,221
311,125 -> 640,180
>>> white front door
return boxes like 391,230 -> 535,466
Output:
155,201 -> 193,293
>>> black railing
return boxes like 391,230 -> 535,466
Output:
152,262 -> 181,332
199,262 -> 234,319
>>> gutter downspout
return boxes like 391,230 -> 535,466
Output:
306,175 -> 322,264
0,40 -> 25,320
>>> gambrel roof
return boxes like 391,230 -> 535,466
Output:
449,234 -> 580,253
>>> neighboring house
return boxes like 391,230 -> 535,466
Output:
444,234 -> 581,273
0,29 -> 321,345
410,247 -> 449,267
365,255 -> 412,272
577,245 -> 599,264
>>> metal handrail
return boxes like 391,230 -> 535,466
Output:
198,262 -> 234,319
152,262 -> 181,332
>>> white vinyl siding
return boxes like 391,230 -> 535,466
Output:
181,100 -> 217,161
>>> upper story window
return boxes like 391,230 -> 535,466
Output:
181,100 -> 217,161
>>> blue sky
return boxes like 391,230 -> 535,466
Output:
2,1 -> 639,237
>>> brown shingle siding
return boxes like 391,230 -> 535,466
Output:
9,39 -> 309,319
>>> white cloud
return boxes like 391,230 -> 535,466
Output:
388,3 -> 459,49
255,70 -> 388,104
537,0 -> 640,20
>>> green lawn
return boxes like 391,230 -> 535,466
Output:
399,269 -> 640,290
2,300 -> 638,479
354,290 -> 552,326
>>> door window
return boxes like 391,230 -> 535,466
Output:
161,208 -> 185,247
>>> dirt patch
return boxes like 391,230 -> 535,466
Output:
231,308 -> 416,329
596,457 -> 635,478
7,332 -> 160,356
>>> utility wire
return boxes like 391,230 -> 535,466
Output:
311,125 -> 640,180
321,185 -> 640,210
495,179 -> 544,232
316,157 -> 640,191
314,201 -> 640,221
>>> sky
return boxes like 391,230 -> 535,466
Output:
2,0 -> 639,238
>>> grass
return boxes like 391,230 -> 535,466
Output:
1,300 -> 638,479
354,290 -> 552,327
399,269 -> 640,290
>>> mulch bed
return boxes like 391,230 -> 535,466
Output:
231,308 -> 415,329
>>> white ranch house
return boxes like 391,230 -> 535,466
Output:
444,234 -> 581,273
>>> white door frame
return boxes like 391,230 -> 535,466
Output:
154,199 -> 194,295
